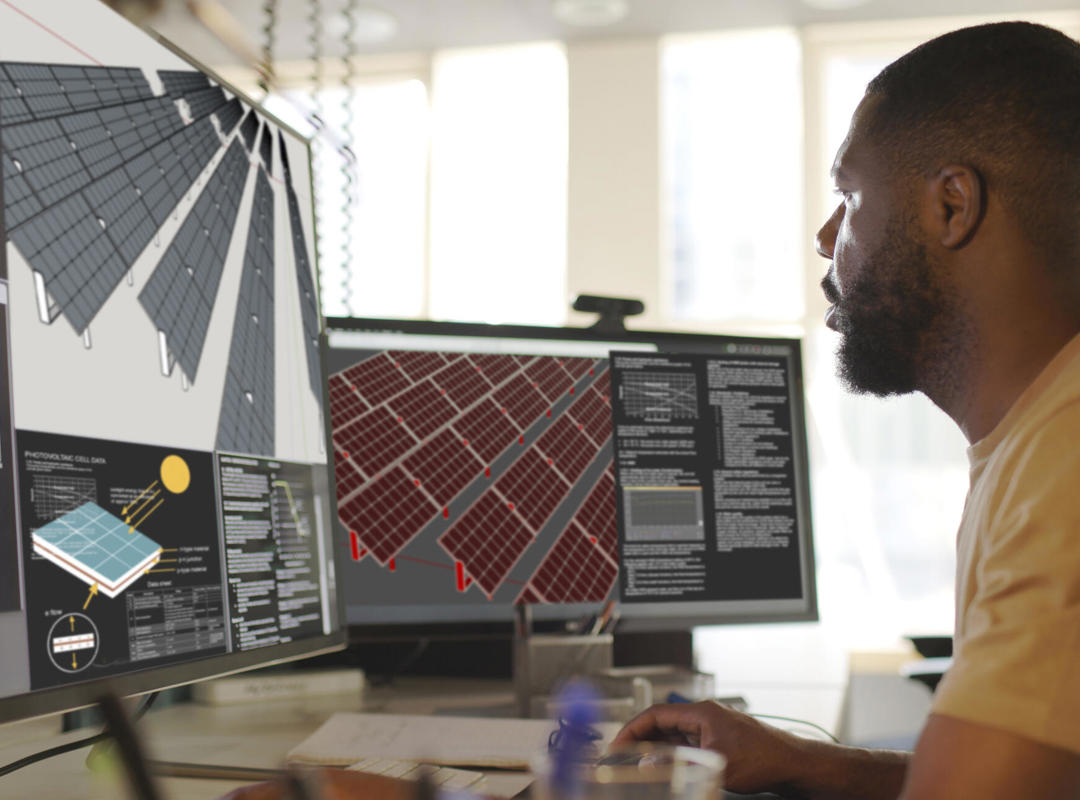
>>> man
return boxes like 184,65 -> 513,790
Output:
222,20 -> 1080,800
615,20 -> 1080,799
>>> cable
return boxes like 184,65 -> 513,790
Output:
368,637 -> 431,688
306,0 -> 326,306
339,0 -> 358,316
0,691 -> 160,778
97,692 -> 163,800
750,712 -> 840,744
257,0 -> 278,99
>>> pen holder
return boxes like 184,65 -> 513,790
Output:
514,633 -> 614,718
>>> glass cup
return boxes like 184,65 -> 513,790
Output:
531,742 -> 725,800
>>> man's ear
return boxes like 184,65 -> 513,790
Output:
930,164 -> 984,249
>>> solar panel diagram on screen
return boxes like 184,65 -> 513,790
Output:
31,501 -> 162,598
278,130 -> 322,403
0,62 -> 315,459
330,352 -> 619,604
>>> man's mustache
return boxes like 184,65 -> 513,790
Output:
820,272 -> 841,305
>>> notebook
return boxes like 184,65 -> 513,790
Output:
287,712 -> 621,769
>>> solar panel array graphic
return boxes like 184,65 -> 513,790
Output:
0,63 -> 152,125
216,168 -> 276,455
515,469 -> 618,604
330,350 -> 617,602
138,139 -> 249,383
239,110 -> 257,152
159,70 -> 210,97
278,132 -> 322,401
182,86 -> 227,122
214,98 -> 243,137
2,60 -> 313,463
0,63 -> 232,335
258,122 -> 272,170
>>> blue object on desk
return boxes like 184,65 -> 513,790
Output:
549,684 -> 601,797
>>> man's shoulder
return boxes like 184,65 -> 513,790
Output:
1006,335 -> 1080,441
982,356 -> 1080,489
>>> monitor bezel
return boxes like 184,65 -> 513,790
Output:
0,12 -> 346,725
326,315 -> 819,635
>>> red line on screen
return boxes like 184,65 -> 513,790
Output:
0,0 -> 104,66
399,555 -> 453,572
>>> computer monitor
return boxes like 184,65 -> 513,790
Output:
0,0 -> 343,723
325,317 -> 816,634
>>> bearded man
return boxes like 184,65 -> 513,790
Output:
615,20 -> 1080,800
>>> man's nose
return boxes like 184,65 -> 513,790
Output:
815,203 -> 842,259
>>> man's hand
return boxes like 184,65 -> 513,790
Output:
612,701 -> 809,795
216,769 -> 415,800
614,701 -> 910,800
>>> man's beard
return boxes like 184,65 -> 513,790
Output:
825,218 -> 956,398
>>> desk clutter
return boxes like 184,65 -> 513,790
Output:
513,630 -> 716,720
286,712 -> 622,769
345,757 -> 486,790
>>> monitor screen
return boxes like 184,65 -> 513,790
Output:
0,1 -> 343,723
326,317 -> 816,632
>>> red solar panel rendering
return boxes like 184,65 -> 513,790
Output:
329,349 -> 617,603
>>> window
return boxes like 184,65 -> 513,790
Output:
305,81 -> 429,319
270,44 -> 569,325
663,30 -> 803,325
429,43 -> 568,325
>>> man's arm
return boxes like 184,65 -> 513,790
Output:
615,702 -> 1080,799
898,712 -> 1080,799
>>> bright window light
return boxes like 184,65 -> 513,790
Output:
663,30 -> 803,324
278,80 -> 429,319
428,43 -> 568,325
315,81 -> 429,319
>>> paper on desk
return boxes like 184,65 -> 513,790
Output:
287,712 -> 621,769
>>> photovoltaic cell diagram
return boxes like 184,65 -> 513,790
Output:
31,502 -> 162,598
278,131 -> 322,401
216,167 -> 275,456
138,139 -> 250,384
0,62 -> 235,339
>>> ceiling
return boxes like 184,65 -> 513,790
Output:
143,0 -> 1079,67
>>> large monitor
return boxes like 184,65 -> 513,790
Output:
0,0 -> 343,723
325,317 -> 816,633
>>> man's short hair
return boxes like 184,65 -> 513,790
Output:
865,22 -> 1080,274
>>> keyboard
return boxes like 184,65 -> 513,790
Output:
347,756 -> 486,790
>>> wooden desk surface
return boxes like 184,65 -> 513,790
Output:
0,678 -> 524,800
0,675 -> 844,799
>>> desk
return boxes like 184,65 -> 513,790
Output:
0,677 -> 839,799
0,678 -> 526,799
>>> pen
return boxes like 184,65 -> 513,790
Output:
599,605 -> 620,635
589,600 -> 615,636
413,766 -> 437,800
282,764 -> 329,800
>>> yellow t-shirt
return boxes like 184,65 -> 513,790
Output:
931,332 -> 1080,753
